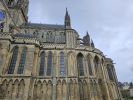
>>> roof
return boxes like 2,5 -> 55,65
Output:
21,23 -> 65,30
13,33 -> 35,38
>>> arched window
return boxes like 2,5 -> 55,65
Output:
39,51 -> 45,76
107,65 -> 114,81
47,51 -> 52,76
8,46 -> 19,74
60,52 -> 65,76
94,56 -> 99,73
17,47 -> 27,74
77,53 -> 84,76
87,55 -> 93,75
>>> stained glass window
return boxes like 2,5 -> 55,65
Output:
77,53 -> 84,76
0,10 -> 5,21
47,51 -> 52,76
17,47 -> 27,74
107,65 -> 114,81
39,52 -> 45,76
8,46 -> 19,74
60,52 -> 65,76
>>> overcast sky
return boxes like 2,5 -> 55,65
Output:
28,0 -> 133,82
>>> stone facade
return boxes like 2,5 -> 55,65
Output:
0,0 -> 122,100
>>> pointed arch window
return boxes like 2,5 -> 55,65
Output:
39,51 -> 45,76
94,56 -> 99,72
77,53 -> 84,76
17,47 -> 27,74
87,56 -> 93,75
60,52 -> 65,76
107,65 -> 114,81
8,46 -> 19,74
47,51 -> 52,76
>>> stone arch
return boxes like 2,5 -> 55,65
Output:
0,79 -> 7,99
93,55 -> 100,74
39,50 -> 45,57
62,80 -> 67,100
37,80 -> 42,100
83,80 -> 88,100
41,80 -> 47,100
12,79 -> 19,99
6,79 -> 13,99
10,45 -> 19,53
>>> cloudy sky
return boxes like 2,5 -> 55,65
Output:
28,0 -> 133,82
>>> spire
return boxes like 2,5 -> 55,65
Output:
91,39 -> 95,48
86,31 -> 89,36
65,8 -> 71,29
83,31 -> 90,46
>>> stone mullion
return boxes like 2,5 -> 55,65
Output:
107,83 -> 113,100
18,83 -> 24,100
41,82 -> 47,100
6,82 -> 13,100
56,83 -> 62,100
23,79 -> 31,100
29,80 -> 36,100
47,83 -> 52,100
62,82 -> 67,100
96,82 -> 103,100
87,82 -> 91,100
24,48 -> 35,76
14,48 -> 22,74
100,63 -> 111,100
12,83 -> 18,100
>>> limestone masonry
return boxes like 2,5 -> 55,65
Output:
0,0 -> 122,100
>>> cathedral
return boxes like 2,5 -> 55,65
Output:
0,0 -> 122,100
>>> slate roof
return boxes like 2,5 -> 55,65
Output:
21,23 -> 65,30
13,33 -> 35,38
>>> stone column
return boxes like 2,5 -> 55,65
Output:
0,48 -> 9,75
23,79 -> 31,100
12,82 -> 19,100
32,48 -> 39,76
62,81 -> 67,100
24,47 -> 35,76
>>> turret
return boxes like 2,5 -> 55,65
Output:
83,31 -> 90,46
64,8 -> 71,29
91,39 -> 95,48
5,0 -> 29,22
